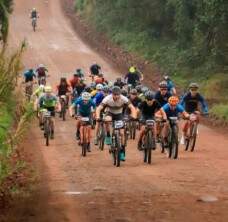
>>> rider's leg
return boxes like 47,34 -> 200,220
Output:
87,125 -> 92,151
76,118 -> 81,140
94,121 -> 100,145
104,115 -> 112,145
138,125 -> 145,150
162,122 -> 169,146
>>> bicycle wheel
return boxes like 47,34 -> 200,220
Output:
62,103 -> 66,121
144,130 -> 153,164
130,121 -> 136,140
170,126 -> 179,159
115,135 -> 121,167
81,126 -> 87,157
82,143 -> 87,157
190,123 -> 197,152
98,126 -> 105,151
44,120 -> 50,146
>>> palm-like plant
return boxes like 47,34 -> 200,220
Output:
0,0 -> 13,43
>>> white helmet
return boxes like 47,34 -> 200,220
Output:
96,84 -> 103,90
82,92 -> 91,100
108,81 -> 113,87
38,64 -> 45,68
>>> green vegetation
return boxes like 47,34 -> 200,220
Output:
74,0 -> 228,121
75,0 -> 228,100
210,104 -> 228,122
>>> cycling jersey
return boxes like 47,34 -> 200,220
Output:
90,64 -> 101,75
180,92 -> 208,113
154,91 -> 172,107
39,94 -> 57,108
101,94 -> 129,115
124,72 -> 140,86
90,90 -> 97,97
31,11 -> 37,18
75,83 -> 86,96
129,97 -> 141,108
166,80 -> 175,94
162,103 -> 185,118
34,87 -> 44,98
69,77 -> 79,89
74,98 -> 96,117
57,84 -> 70,96
36,67 -> 47,78
24,70 -> 36,82
93,92 -> 105,106
139,100 -> 161,119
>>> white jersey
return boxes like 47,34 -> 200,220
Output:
101,94 -> 129,114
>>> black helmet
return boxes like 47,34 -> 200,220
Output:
84,86 -> 92,93
121,88 -> 128,97
130,89 -> 137,95
112,86 -> 121,95
136,84 -> 142,93
141,86 -> 149,94
159,81 -> 168,89
103,85 -> 110,93
189,82 -> 199,89
145,91 -> 154,100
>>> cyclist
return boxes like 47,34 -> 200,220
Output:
90,62 -> 101,80
127,89 -> 141,117
38,86 -> 59,138
138,86 -> 149,101
114,77 -> 126,89
180,83 -> 208,144
75,68 -> 84,78
70,92 -> 96,152
155,96 -> 189,147
69,71 -> 81,90
137,91 -> 161,150
24,68 -> 36,83
36,64 -> 48,85
56,77 -> 71,106
154,81 -> 172,106
33,84 -> 45,123
163,75 -> 176,95
94,73 -> 108,85
124,66 -> 143,88
30,8 -> 38,19
95,86 -> 137,161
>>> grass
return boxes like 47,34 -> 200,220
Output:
210,104 -> 228,122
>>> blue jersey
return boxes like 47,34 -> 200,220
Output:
162,103 -> 184,118
167,80 -> 174,94
74,98 -> 96,117
93,92 -> 104,106
24,70 -> 36,82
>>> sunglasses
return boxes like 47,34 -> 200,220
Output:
160,88 -> 168,91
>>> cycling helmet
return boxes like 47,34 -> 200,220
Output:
168,96 -> 179,106
45,85 -> 52,93
90,82 -> 96,89
141,86 -> 149,94
103,85 -> 109,93
121,89 -> 128,97
84,86 -> 91,93
96,84 -> 103,90
38,64 -> 45,68
29,68 -> 34,72
145,91 -> 154,100
82,92 -> 91,100
108,81 -> 113,88
136,85 -> 142,93
112,86 -> 121,95
116,77 -> 122,81
189,82 -> 199,89
130,89 -> 137,95
159,81 -> 168,89
32,8 -> 36,11
163,75 -> 170,80
129,66 -> 136,73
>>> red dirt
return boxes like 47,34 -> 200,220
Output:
2,0 -> 228,221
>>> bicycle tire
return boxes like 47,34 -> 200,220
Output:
115,133 -> 121,167
45,120 -> 49,146
170,125 -> 179,159
190,123 -> 197,152
82,143 -> 87,157
98,126 -> 105,151
144,130 -> 153,164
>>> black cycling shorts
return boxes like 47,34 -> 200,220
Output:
106,112 -> 123,121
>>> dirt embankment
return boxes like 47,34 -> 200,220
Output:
60,0 -> 162,88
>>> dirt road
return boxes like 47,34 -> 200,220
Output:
4,0 -> 228,221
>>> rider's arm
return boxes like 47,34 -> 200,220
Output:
128,103 -> 137,119
198,94 -> 209,113
96,104 -> 104,119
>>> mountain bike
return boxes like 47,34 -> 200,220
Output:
32,17 -> 37,32
185,113 -> 199,152
43,110 -> 52,146
97,117 -> 105,151
111,120 -> 125,167
142,119 -> 156,164
167,117 -> 179,159
79,117 -> 91,157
